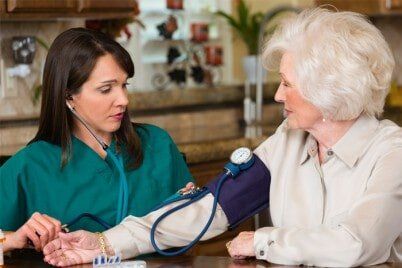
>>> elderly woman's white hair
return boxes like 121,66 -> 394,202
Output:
263,7 -> 395,120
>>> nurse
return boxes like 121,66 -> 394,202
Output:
0,28 -> 193,252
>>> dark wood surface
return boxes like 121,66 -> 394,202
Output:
1,0 -> 137,20
3,254 -> 402,268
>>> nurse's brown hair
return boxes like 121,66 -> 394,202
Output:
30,27 -> 142,169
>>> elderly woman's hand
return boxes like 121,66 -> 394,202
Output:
43,230 -> 104,267
227,231 -> 256,259
5,212 -> 62,252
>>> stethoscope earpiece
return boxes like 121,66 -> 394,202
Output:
66,101 -> 73,111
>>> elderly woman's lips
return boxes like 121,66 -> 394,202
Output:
283,109 -> 292,117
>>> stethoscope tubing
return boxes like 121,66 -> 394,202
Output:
65,103 -> 128,230
150,171 -> 231,256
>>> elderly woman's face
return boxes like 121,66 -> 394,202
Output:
275,53 -> 322,130
68,53 -> 129,139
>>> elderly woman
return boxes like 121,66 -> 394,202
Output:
42,7 -> 401,267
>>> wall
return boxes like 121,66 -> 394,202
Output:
230,0 -> 314,84
230,0 -> 402,86
374,17 -> 402,85
0,20 -> 84,119
0,3 -> 402,119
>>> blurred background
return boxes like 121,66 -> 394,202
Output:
1,0 -> 402,255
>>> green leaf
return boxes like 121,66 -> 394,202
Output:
216,4 -> 297,55
36,37 -> 49,50
237,0 -> 249,34
215,11 -> 241,32
32,84 -> 42,105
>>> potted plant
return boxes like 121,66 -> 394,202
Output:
216,0 -> 295,84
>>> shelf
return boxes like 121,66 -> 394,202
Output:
141,33 -> 187,43
142,55 -> 167,64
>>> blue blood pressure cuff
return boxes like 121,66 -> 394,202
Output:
205,154 -> 271,230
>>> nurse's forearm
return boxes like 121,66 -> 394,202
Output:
103,194 -> 229,259
3,231 -> 19,252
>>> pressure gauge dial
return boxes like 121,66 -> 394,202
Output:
230,147 -> 253,165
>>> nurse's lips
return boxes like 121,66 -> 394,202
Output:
111,112 -> 124,120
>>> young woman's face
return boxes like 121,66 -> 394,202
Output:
274,52 -> 322,130
69,53 -> 129,138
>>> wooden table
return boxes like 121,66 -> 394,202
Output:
3,254 -> 402,268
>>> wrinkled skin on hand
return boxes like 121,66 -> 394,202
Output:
227,231 -> 256,260
43,230 -> 101,267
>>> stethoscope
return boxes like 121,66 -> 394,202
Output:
150,147 -> 255,256
65,101 -> 256,257
63,102 -> 128,231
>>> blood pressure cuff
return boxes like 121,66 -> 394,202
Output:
205,154 -> 271,230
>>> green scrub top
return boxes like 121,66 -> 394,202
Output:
0,124 -> 193,232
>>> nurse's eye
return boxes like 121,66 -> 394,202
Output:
122,82 -> 130,89
99,86 -> 112,94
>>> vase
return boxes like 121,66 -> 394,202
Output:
242,55 -> 266,85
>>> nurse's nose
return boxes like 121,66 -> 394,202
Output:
115,86 -> 129,107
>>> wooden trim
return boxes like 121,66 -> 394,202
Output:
0,0 -> 6,13
315,0 -> 402,15
0,11 -> 136,21
78,0 -> 137,12
6,0 -> 76,13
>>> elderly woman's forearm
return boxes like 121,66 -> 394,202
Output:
103,194 -> 229,259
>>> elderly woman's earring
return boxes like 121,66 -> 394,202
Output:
322,118 -> 326,123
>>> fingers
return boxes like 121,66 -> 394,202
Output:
227,232 -> 256,259
20,224 -> 41,251
17,212 -> 63,251
32,212 -> 62,242
43,246 -> 64,262
46,250 -> 78,267
42,214 -> 62,236
45,248 -> 86,267
179,182 -> 195,194
8,216 -> 54,251
28,217 -> 49,249
185,182 -> 195,189
43,238 -> 61,255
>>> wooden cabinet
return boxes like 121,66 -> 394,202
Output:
386,0 -> 402,10
0,0 -> 6,13
7,0 -> 76,13
78,0 -> 137,12
315,0 -> 402,15
1,0 -> 138,20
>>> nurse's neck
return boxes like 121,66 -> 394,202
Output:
72,124 -> 112,159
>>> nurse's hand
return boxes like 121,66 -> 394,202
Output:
178,182 -> 195,194
43,230 -> 106,267
6,212 -> 62,252
227,231 -> 256,259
